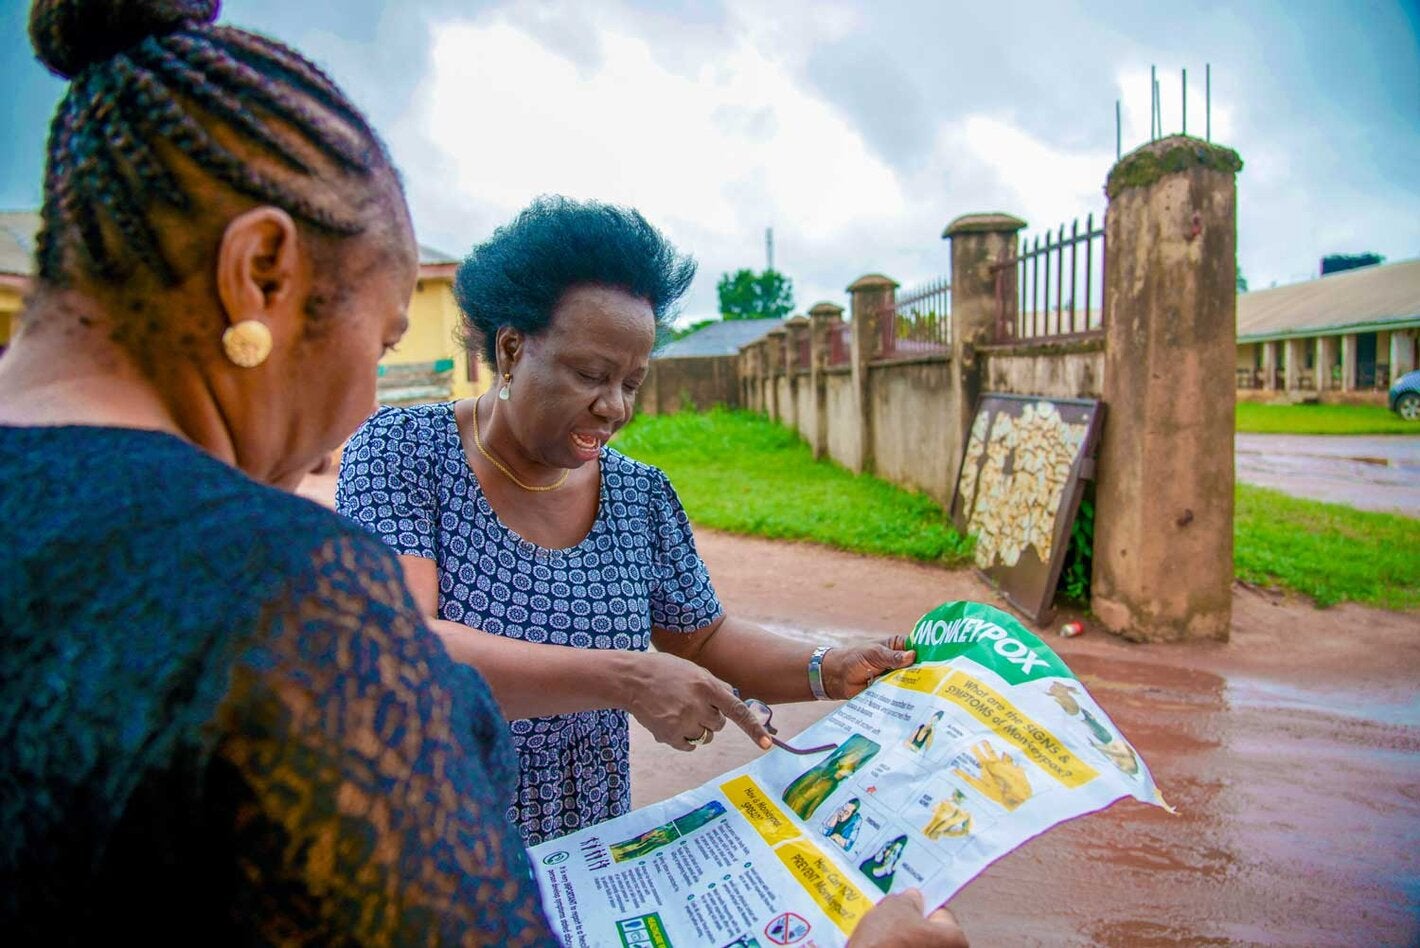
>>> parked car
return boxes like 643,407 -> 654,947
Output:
1389,369 -> 1420,420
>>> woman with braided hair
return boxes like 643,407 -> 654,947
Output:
0,1 -> 968,944
0,0 -> 561,942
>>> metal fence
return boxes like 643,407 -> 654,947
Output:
878,276 -> 951,358
994,214 -> 1105,344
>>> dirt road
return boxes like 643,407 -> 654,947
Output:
1236,433 -> 1420,517
631,531 -> 1420,946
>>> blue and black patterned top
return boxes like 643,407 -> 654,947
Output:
0,425 -> 556,944
338,402 -> 724,845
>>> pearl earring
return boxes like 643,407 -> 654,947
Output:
498,372 -> 511,400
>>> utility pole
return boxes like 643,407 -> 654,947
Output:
765,227 -> 774,272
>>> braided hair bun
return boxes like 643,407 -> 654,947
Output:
30,0 -> 220,79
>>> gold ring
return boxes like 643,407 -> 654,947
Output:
687,727 -> 713,747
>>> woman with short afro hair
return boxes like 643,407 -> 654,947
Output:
338,196 -> 919,846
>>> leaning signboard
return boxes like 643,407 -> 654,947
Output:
950,394 -> 1104,623
529,601 -> 1167,948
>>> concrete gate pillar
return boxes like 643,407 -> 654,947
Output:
765,326 -> 787,422
943,213 -> 1027,489
1092,136 -> 1242,643
807,301 -> 843,460
846,274 -> 898,473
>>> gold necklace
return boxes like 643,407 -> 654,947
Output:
471,395 -> 570,492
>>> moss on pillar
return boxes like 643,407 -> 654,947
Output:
1106,136 -> 1243,200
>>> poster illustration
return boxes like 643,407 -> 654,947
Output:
530,601 -> 1168,947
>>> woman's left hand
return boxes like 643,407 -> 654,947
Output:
821,640 -> 916,700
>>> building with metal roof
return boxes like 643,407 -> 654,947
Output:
654,317 -> 786,359
1236,258 -> 1419,395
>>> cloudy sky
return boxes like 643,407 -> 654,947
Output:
2,0 -> 1417,323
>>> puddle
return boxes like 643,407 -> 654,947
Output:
1226,675 -> 1420,728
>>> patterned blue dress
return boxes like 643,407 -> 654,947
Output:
0,425 -> 555,944
338,403 -> 724,845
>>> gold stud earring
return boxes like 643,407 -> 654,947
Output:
498,372 -> 512,400
222,320 -> 273,368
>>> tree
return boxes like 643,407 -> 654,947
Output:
1236,267 -> 1248,293
1321,253 -> 1384,276
716,268 -> 794,320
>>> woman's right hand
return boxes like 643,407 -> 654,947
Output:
621,651 -> 772,751
848,891 -> 968,947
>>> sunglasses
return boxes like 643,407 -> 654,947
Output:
744,697 -> 837,755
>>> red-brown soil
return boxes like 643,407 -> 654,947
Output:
631,530 -> 1420,947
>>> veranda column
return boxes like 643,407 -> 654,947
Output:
1284,338 -> 1305,393
1318,336 -> 1338,391
1092,136 -> 1241,643
1392,329 -> 1417,377
1340,334 -> 1358,391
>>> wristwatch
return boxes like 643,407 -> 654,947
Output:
808,645 -> 833,701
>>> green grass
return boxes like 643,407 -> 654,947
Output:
1234,483 -> 1420,609
614,409 -> 974,566
618,409 -> 1420,611
1236,401 -> 1418,435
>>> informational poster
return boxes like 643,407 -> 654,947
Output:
530,601 -> 1168,948
950,394 -> 1104,623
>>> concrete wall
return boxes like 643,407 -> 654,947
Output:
867,357 -> 957,504
981,341 -> 1105,399
774,375 -> 794,423
824,369 -> 860,471
745,274 -> 1102,511
641,355 -> 741,414
793,373 -> 815,436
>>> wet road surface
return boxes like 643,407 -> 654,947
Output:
1236,434 -> 1420,517
633,531 -> 1420,946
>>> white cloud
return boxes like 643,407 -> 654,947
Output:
398,9 -> 1138,318
380,5 -> 1416,321
949,116 -> 1110,230
396,11 -> 907,318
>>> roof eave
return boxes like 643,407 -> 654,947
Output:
1237,314 -> 1420,344
418,262 -> 457,282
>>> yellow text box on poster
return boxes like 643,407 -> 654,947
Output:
774,839 -> 873,935
721,775 -> 802,846
882,664 -> 955,695
938,672 -> 1099,788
